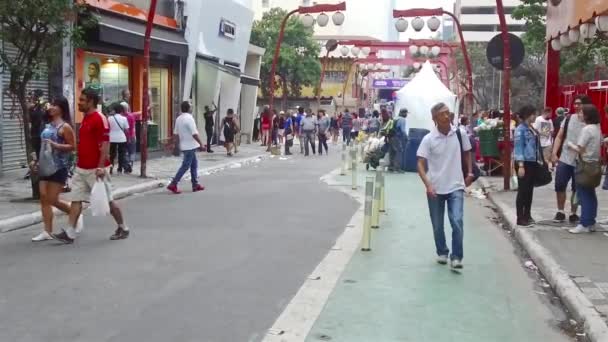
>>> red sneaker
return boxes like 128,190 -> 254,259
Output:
193,184 -> 205,192
167,184 -> 181,194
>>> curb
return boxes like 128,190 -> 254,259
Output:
0,154 -> 266,233
478,177 -> 608,342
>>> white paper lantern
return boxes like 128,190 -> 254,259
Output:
550,39 -> 561,51
596,15 -> 608,32
361,47 -> 371,56
316,13 -> 329,27
427,16 -> 441,32
430,46 -> 441,57
340,46 -> 350,57
375,63 -> 382,70
301,14 -> 315,28
361,64 -> 368,70
367,63 -> 374,70
413,62 -> 421,70
580,23 -> 598,39
559,33 -> 572,47
568,29 -> 580,43
409,45 -> 419,55
395,18 -> 409,32
420,45 -> 430,56
412,17 -> 425,32
332,11 -> 345,26
351,46 -> 360,56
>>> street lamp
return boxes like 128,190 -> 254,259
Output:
393,8 -> 474,114
268,2 -> 346,112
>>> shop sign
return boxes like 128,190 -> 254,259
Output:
219,19 -> 236,40
372,79 -> 408,89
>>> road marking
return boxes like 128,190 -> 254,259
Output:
262,168 -> 364,342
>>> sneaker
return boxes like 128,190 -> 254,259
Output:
32,231 -> 53,242
569,225 -> 591,234
517,219 -> 534,227
451,259 -> 464,270
207,149 -> 214,153
167,184 -> 181,194
110,227 -> 130,240
436,255 -> 449,265
192,184 -> 205,192
52,230 -> 74,244
598,218 -> 608,226
553,212 -> 566,223
528,217 -> 536,225
569,214 -> 580,224
75,215 -> 84,235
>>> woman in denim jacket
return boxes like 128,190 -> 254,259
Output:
514,105 -> 540,227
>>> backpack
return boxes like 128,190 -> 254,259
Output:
456,129 -> 481,182
556,115 -> 572,158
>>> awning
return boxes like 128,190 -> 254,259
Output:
195,54 -> 242,77
95,13 -> 188,57
241,75 -> 260,86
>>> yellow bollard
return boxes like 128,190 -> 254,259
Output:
379,170 -> 386,213
340,143 -> 347,175
351,148 -> 357,190
371,169 -> 381,229
361,176 -> 374,251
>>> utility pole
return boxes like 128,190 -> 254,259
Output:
140,0 -> 158,178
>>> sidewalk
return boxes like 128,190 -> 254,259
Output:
0,145 -> 266,232
280,170 -> 570,342
481,176 -> 608,341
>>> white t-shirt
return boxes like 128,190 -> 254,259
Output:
174,113 -> 200,151
417,126 -> 472,195
533,116 -> 554,147
560,114 -> 585,166
108,114 -> 129,143
577,124 -> 602,162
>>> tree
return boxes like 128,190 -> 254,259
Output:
512,0 -> 608,83
250,8 -> 321,110
0,0 -> 92,198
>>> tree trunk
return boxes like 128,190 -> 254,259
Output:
281,75 -> 288,112
17,86 -> 39,200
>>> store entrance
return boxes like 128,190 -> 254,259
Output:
149,66 -> 171,148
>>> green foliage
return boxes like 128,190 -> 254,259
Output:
512,0 -> 608,81
250,8 -> 321,100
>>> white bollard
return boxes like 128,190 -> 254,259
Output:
340,143 -> 347,175
351,148 -> 357,190
371,169 -> 381,228
379,170 -> 386,213
361,176 -> 374,251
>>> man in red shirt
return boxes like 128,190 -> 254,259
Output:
53,88 -> 129,243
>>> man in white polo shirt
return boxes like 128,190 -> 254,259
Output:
417,102 -> 474,270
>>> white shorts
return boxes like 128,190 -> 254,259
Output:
70,167 -> 114,202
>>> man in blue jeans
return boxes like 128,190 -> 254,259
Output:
341,109 -> 353,146
417,102 -> 474,270
167,101 -> 205,194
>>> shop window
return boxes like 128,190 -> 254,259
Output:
83,52 -> 130,106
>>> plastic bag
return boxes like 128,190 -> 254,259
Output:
90,180 -> 110,216
38,142 -> 58,177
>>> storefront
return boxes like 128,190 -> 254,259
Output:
73,1 -> 188,149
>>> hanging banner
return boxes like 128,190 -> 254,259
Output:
372,79 -> 408,89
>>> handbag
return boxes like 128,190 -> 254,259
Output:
575,155 -> 602,188
533,135 -> 552,187
38,141 -> 58,177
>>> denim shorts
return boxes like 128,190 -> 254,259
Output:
555,161 -> 576,193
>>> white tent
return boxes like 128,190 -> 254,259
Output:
394,61 -> 458,131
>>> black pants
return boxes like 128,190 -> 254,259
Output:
205,126 -> 213,151
110,142 -> 130,173
318,133 -> 328,155
515,161 -> 537,221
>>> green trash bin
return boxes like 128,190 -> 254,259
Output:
479,129 -> 500,157
147,122 -> 159,150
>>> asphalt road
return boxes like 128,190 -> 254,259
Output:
0,152 -> 358,342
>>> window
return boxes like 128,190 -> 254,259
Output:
460,7 -> 495,15
461,24 -> 495,32
262,0 -> 269,8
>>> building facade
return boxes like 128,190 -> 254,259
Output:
454,0 -> 525,42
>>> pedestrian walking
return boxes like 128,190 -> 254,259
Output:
567,104 -> 603,234
367,110 -> 381,137
351,111 -> 363,142
417,102 -> 473,270
52,88 -> 130,244
551,95 -> 592,224
317,110 -> 330,155
300,111 -> 317,156
342,109 -> 353,146
295,107 -> 305,153
253,113 -> 261,143
330,113 -> 339,144
30,96 -> 83,242
120,101 -> 136,172
261,107 -> 271,147
222,109 -> 239,156
204,104 -> 217,153
284,112 -> 294,155
278,111 -> 286,144
534,107 -> 554,167
167,101 -> 205,194
108,103 -> 131,174
394,109 -> 409,172
272,110 -> 280,146
514,105 -> 540,227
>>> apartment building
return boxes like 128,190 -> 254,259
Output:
454,0 -> 526,42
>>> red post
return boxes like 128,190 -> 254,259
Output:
545,42 -> 561,113
140,0 -> 158,178
496,0 -> 512,190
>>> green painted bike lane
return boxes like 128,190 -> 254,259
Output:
306,172 -> 570,342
